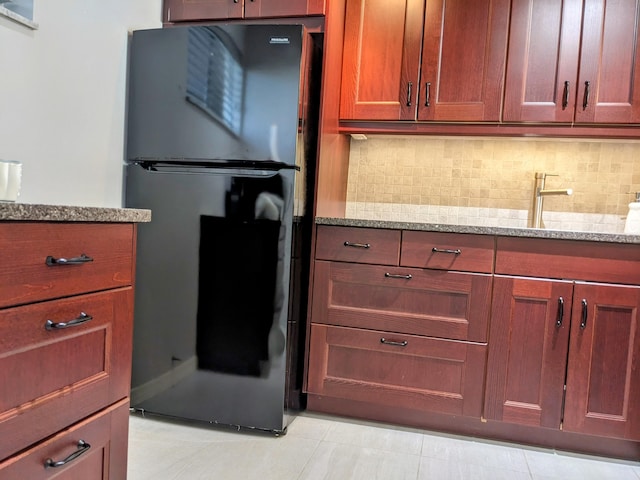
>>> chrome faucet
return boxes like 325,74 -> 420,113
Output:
531,172 -> 573,228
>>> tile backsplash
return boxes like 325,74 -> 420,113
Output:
346,136 -> 640,231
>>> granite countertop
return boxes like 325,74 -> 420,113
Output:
0,203 -> 151,223
316,217 -> 640,245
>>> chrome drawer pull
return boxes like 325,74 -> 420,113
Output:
45,440 -> 91,468
344,241 -> 370,249
46,253 -> 94,266
385,273 -> 412,280
380,338 -> 408,347
45,312 -> 93,331
432,247 -> 461,255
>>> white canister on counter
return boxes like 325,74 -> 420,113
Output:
624,192 -> 640,234
0,160 -> 22,202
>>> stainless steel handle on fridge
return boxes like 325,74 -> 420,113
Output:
556,297 -> 564,327
45,312 -> 93,331
580,299 -> 588,329
425,82 -> 431,107
45,440 -> 91,468
406,82 -> 413,106
45,253 -> 93,266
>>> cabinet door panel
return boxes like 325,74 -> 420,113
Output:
164,0 -> 243,22
339,0 -> 425,120
484,276 -> 573,428
417,0 -> 510,121
503,0 -> 582,122
244,0 -> 324,17
575,0 -> 640,123
307,324 -> 487,417
564,283 -> 640,440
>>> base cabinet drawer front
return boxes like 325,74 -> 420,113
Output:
307,324 -> 486,417
312,261 -> 492,342
563,282 -> 640,441
484,276 -> 573,429
0,288 -> 133,460
495,236 -> 640,284
401,231 -> 495,273
0,399 -> 129,480
315,225 -> 401,265
0,223 -> 135,308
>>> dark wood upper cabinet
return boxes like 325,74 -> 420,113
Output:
340,0 -> 510,121
504,0 -> 640,123
339,0 -> 425,120
417,0 -> 510,121
164,0 -> 324,22
575,0 -> 640,123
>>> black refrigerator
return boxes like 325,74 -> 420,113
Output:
124,24 -> 321,433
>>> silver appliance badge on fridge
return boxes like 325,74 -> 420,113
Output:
269,37 -> 291,45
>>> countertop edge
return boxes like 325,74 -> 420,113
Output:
315,217 -> 640,244
0,203 -> 152,223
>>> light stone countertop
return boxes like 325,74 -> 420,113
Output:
316,217 -> 640,245
0,203 -> 151,223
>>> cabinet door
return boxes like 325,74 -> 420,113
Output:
564,283 -> 640,440
164,0 -> 243,22
244,0 -> 324,17
574,0 -> 640,123
484,276 -> 573,428
417,0 -> 510,121
503,0 -> 583,122
339,0 -> 425,120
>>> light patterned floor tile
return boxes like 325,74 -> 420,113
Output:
298,441 -> 420,480
418,456 -> 532,480
525,450 -> 640,480
420,432 -> 530,473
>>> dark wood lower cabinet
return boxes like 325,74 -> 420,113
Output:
564,282 -> 640,440
484,276 -> 573,429
307,324 -> 487,418
485,276 -> 640,441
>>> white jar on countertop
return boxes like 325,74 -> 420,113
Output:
624,192 -> 640,235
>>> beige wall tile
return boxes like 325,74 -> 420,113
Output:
347,136 -> 640,216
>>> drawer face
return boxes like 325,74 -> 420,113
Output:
315,225 -> 401,265
312,261 -> 492,342
0,223 -> 135,308
495,236 -> 640,284
0,399 -> 129,479
401,231 -> 495,273
307,324 -> 486,418
0,288 -> 133,460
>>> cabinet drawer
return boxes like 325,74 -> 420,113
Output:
0,223 -> 135,308
307,324 -> 486,418
0,398 -> 130,480
311,261 -> 492,342
0,288 -> 133,460
315,225 -> 400,265
401,231 -> 495,273
495,237 -> 640,284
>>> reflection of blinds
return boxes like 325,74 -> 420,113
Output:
187,28 -> 243,134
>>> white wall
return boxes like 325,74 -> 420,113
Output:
0,1 -> 162,207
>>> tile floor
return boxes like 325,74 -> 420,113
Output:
128,412 -> 640,480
